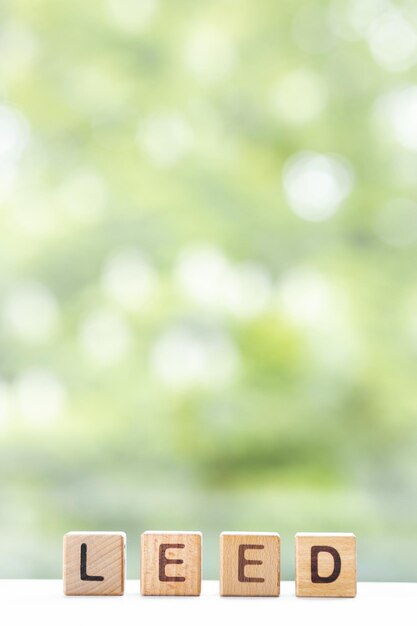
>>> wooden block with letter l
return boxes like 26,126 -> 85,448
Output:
140,531 -> 202,596
295,532 -> 356,597
220,532 -> 280,596
63,531 -> 126,596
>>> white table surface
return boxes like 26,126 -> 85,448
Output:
2,580 -> 415,626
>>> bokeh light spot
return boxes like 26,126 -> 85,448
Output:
282,151 -> 354,222
0,380 -> 12,431
375,85 -> 417,152
101,247 -> 158,312
175,244 -> 272,319
184,24 -> 235,83
3,281 -> 59,343
107,0 -> 158,33
0,104 -> 29,164
367,11 -> 417,72
137,113 -> 193,168
14,369 -> 67,427
150,324 -> 239,391
277,267 -> 338,329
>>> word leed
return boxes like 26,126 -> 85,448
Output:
63,531 -> 357,598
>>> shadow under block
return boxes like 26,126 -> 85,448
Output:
140,531 -> 202,596
220,532 -> 281,597
63,532 -> 126,596
295,533 -> 356,598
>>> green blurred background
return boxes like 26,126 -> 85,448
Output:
1,0 -> 417,582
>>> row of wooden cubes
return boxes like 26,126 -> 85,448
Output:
63,531 -> 356,598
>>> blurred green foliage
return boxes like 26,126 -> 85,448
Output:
1,0 -> 417,581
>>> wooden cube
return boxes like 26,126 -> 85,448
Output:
295,533 -> 356,597
140,531 -> 202,596
220,532 -> 280,596
63,531 -> 125,596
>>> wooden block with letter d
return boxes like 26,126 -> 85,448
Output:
220,532 -> 280,596
140,531 -> 202,596
63,531 -> 126,596
295,533 -> 357,597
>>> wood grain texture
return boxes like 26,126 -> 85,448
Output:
140,531 -> 202,596
63,532 -> 125,596
295,533 -> 356,597
220,532 -> 280,597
